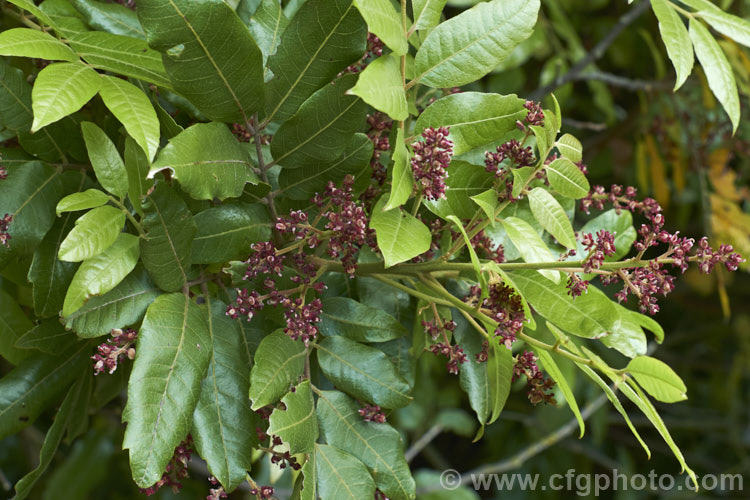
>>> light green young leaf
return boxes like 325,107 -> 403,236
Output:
98,76 -> 159,162
555,133 -> 583,163
486,341 -> 512,425
317,336 -> 412,409
511,166 -> 535,199
527,187 -> 577,249
601,306 -> 647,359
353,0 -> 407,55
413,0 -> 540,87
122,293 -> 211,488
0,28 -> 78,62
62,233 -> 140,316
530,124 -> 548,159
689,18 -> 740,132
536,349 -> 584,437
314,444 -> 376,500
268,380 -> 318,454
626,356 -> 687,403
384,128 -> 412,210
58,206 -> 125,262
31,62 -> 101,132
81,122 -> 128,199
696,8 -> 750,48
349,55 -> 408,120
371,196 -> 431,267
412,0 -> 447,31
447,215 -> 486,295
501,217 -> 560,283
651,0 -> 694,90
149,123 -> 259,200
471,189 -> 498,226
56,189 -> 110,216
249,330 -> 306,410
415,92 -> 525,155
545,157 -> 590,199
626,310 -> 665,343
319,297 -> 407,343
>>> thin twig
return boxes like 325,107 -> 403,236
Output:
569,71 -> 672,92
405,424 -> 443,463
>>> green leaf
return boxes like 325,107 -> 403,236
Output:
599,305 -> 647,358
5,0 -> 57,29
314,444 -> 376,500
371,196 -> 431,267
62,233 -> 140,316
414,0 -> 540,87
192,203 -> 270,264
689,18 -> 740,133
577,209 -> 636,262
511,166 -> 535,199
271,73 -> 367,169
98,76 -> 160,162
31,62 -> 101,132
0,289 -> 33,365
277,133 -> 373,200
58,206 -> 125,262
268,380 -> 318,454
349,54 -> 408,120
122,293 -> 211,488
353,0 -> 407,55
67,31 -> 171,88
447,215 -> 486,294
319,297 -> 407,342
317,336 -> 412,408
192,297 -> 258,491
0,28 -> 78,62
501,216 -> 559,283
81,122 -> 128,199
300,449 -> 318,500
454,318 -> 490,433
249,330 -> 306,410
508,269 -> 618,339
545,157 -> 590,199
140,183 -> 196,292
554,133 -> 583,163
137,0 -> 265,122
316,390 -> 415,499
527,187 -> 577,249
0,59 -> 34,132
248,0 -> 290,74
124,137 -> 150,216
651,0 -> 694,90
486,341 -> 512,425
56,189 -> 110,216
424,161 -> 494,220
64,265 -> 161,338
70,0 -> 145,38
626,356 -> 687,403
0,343 -> 90,440
14,319 -> 75,355
265,0 -> 367,123
697,8 -> 750,48
626,309 -> 665,343
148,123 -> 260,200
412,0 -> 448,31
536,349 -> 584,437
415,93 -> 525,156
471,189 -> 498,226
384,127 -> 412,210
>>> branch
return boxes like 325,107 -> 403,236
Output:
528,0 -> 652,101
570,71 -> 673,92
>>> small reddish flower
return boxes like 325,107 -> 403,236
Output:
411,126 -> 454,200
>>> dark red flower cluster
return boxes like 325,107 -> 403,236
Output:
471,229 -> 505,263
422,318 -> 456,340
140,436 -> 193,496
485,139 -> 535,176
207,476 -> 228,500
258,433 -> 301,471
366,112 -> 393,186
0,213 -> 12,247
249,485 -> 275,499
0,153 -> 6,180
519,100 -> 545,129
694,236 -> 744,273
429,342 -> 468,375
466,282 -> 526,349
92,328 -> 138,375
581,230 -> 616,273
513,351 -> 557,406
359,404 -> 387,423
411,126 -> 453,200
340,32 -> 384,75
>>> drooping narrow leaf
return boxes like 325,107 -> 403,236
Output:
56,189 -> 110,216
536,349 -> 584,436
651,0 -> 694,90
414,0 -> 540,88
267,380 -> 318,454
0,28 -> 78,61
501,216 -> 560,282
31,62 -> 101,132
371,196 -> 431,267
249,330 -> 306,410
626,356 -> 687,403
58,206 -> 125,262
192,298 -> 258,491
527,187 -> 577,249
319,297 -> 407,342
545,158 -> 590,199
124,137 -> 150,216
315,444 -> 376,500
62,233 -> 141,316
81,122 -> 128,199
98,76 -> 160,162
383,127 -> 412,210
192,203 -> 271,264
148,123 -> 259,200
349,54 -> 408,120
0,289 -> 33,365
454,318 -> 489,437
447,215 -> 486,295
123,293 -> 211,488
486,341 -> 512,425
140,183 -> 196,292
265,0 -> 367,123
137,0 -> 265,122
352,0 -> 407,55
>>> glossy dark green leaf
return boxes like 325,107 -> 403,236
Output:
58,206 -> 125,262
192,298 -> 258,491
71,0 -> 145,38
315,444 -> 376,500
0,289 -> 33,365
137,0 -> 265,122
124,137 -> 150,216
486,341 -> 512,425
0,59 -> 34,132
249,330 -> 306,410
265,0 -> 367,123
0,28 -> 78,61
122,293 -> 211,488
271,73 -> 367,169
317,336 -> 412,408
81,121 -> 128,199
371,196 -> 431,267
192,203 -> 271,264
148,123 -> 260,200
424,161 -> 494,220
319,297 -> 407,342
140,183 -> 196,292
31,62 -> 101,132
316,390 -> 415,499
15,319 -> 76,355
267,380 -> 318,454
